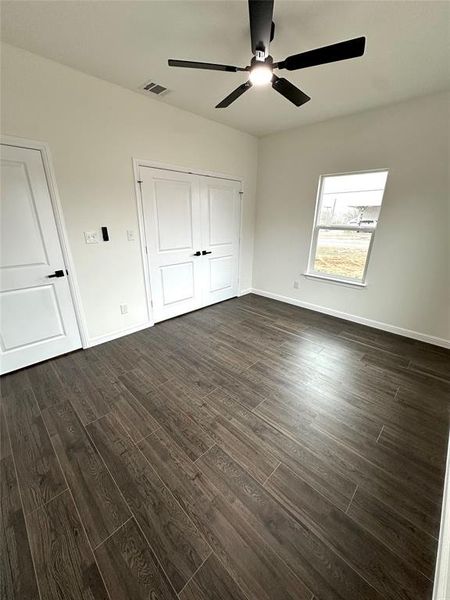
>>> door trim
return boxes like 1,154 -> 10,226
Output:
1,135 -> 88,348
132,158 -> 244,324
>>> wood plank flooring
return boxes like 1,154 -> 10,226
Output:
1,293 -> 449,600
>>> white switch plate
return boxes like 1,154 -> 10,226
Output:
120,304 -> 128,314
293,280 -> 300,289
127,230 -> 135,241
84,231 -> 99,244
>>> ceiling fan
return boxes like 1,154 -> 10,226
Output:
168,0 -> 366,108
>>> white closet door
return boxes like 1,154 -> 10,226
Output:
200,177 -> 241,306
0,144 -> 81,374
141,168 -> 203,322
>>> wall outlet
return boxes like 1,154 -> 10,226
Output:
127,230 -> 135,241
84,230 -> 99,244
293,280 -> 300,289
120,304 -> 128,315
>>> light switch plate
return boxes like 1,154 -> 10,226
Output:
127,230 -> 135,241
84,231 -> 99,244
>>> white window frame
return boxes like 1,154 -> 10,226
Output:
305,169 -> 389,287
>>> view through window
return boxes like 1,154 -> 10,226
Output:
307,170 -> 389,283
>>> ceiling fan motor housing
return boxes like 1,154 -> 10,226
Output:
251,55 -> 273,68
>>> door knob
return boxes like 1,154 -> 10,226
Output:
193,251 -> 201,256
47,270 -> 65,278
202,250 -> 212,255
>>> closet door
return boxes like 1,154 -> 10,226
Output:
141,168 -> 203,322
200,177 -> 241,306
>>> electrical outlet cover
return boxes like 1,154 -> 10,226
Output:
84,231 -> 99,244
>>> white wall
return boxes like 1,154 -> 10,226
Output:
1,43 -> 258,343
253,92 -> 450,343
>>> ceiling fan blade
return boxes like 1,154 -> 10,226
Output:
271,75 -> 310,107
248,0 -> 274,57
216,81 -> 252,108
277,37 -> 366,71
168,59 -> 246,72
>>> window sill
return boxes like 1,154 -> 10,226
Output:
303,272 -> 367,288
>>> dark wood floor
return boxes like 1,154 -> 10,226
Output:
1,294 -> 449,600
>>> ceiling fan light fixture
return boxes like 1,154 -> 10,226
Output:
168,1 -> 366,108
249,64 -> 273,86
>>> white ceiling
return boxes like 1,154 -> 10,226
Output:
1,0 -> 449,136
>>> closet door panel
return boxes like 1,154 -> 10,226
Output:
141,168 -> 203,322
200,178 -> 241,306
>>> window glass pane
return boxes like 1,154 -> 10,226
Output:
322,171 -> 388,194
313,229 -> 372,281
318,171 -> 388,226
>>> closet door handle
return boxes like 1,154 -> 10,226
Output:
47,269 -> 65,278
193,251 -> 201,256
202,250 -> 212,255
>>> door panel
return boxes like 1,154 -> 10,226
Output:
154,180 -> 194,251
1,159 -> 49,267
200,177 -> 241,306
141,168 -> 203,322
160,262 -> 195,305
1,285 -> 65,350
0,144 -> 81,374
208,188 -> 236,246
209,256 -> 234,293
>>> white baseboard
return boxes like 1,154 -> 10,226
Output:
82,290 -> 449,350
250,288 -> 450,349
85,320 -> 153,348
238,288 -> 253,297
434,435 -> 450,600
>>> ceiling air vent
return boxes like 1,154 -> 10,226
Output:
140,81 -> 169,97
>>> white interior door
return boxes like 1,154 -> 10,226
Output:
0,144 -> 81,375
200,176 -> 241,306
140,167 -> 241,322
141,168 -> 204,322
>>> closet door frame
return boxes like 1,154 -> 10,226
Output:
133,159 -> 243,324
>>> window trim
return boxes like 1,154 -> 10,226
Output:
306,169 -> 388,286
303,272 -> 367,288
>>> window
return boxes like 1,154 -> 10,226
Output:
306,170 -> 388,285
